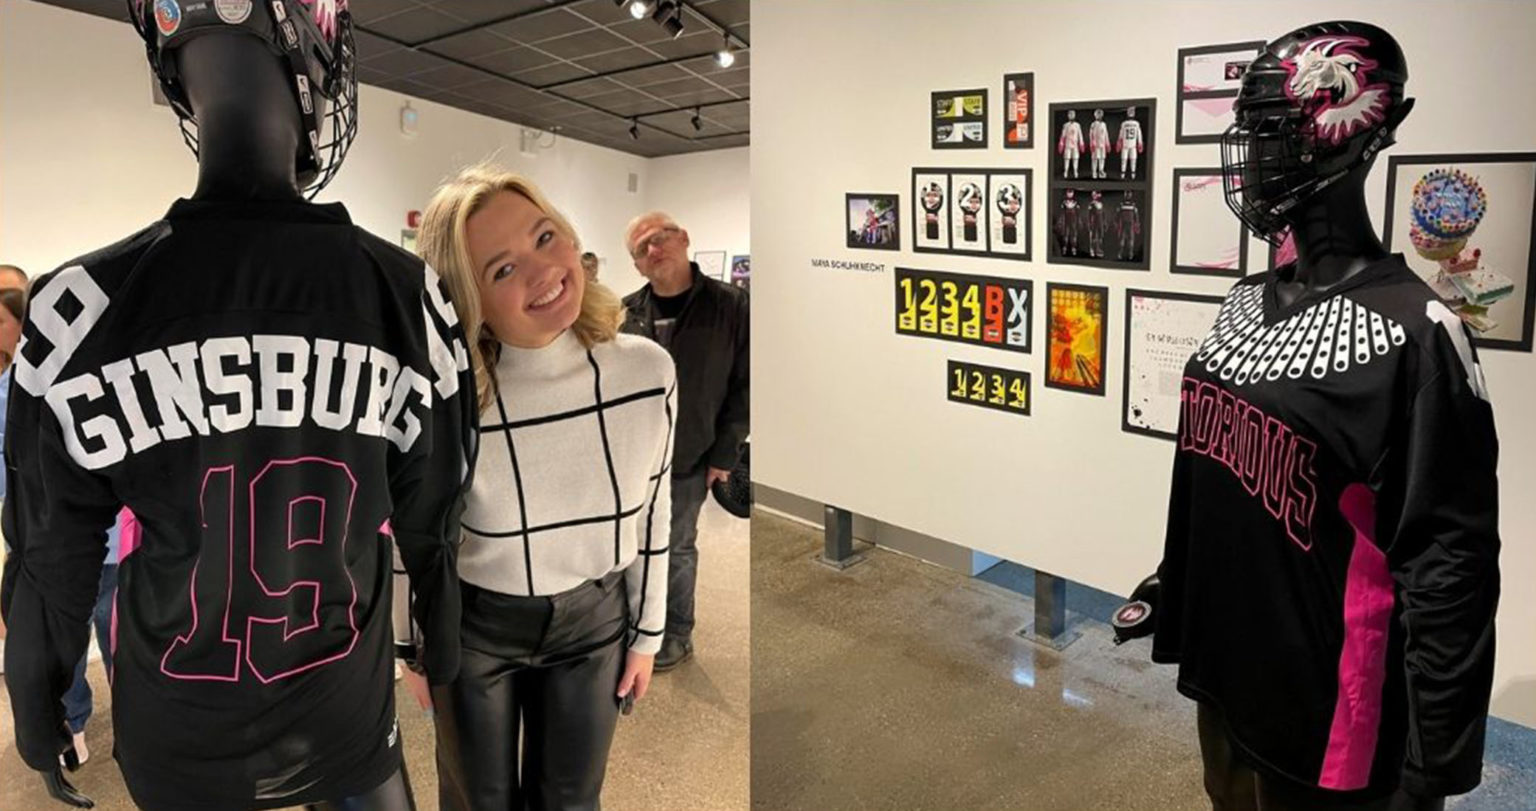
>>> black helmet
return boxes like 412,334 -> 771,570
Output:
129,0 -> 358,196
1220,21 -> 1414,243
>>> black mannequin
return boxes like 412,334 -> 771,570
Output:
35,28 -> 414,811
1272,163 -> 1390,309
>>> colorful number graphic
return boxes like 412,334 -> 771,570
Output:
946,360 -> 1031,415
895,267 -> 1032,353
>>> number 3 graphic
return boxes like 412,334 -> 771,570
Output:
161,458 -> 361,683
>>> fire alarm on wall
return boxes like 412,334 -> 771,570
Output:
407,210 -> 422,228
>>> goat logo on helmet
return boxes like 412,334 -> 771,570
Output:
1282,36 -> 1391,145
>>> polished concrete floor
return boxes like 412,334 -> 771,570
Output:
0,499 -> 749,810
750,511 -> 1533,811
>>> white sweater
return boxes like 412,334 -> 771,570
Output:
458,331 -> 676,654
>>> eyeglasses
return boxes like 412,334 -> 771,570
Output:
630,226 -> 679,260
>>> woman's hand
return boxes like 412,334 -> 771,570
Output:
401,666 -> 434,713
617,650 -> 655,705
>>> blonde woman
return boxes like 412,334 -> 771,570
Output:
411,165 -> 675,810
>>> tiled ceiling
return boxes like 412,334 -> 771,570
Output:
39,0 -> 751,158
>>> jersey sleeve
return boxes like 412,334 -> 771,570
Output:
0,270 -> 121,771
626,370 -> 677,654
1386,319 -> 1500,798
388,266 -> 477,684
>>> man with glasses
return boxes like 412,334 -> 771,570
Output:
621,212 -> 749,671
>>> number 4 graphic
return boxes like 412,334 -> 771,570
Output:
162,458 -> 362,684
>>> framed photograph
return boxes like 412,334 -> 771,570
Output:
1046,98 -> 1156,271
932,88 -> 988,149
1045,282 -> 1108,395
1383,152 -> 1536,352
694,250 -> 727,280
948,360 -> 1031,416
1170,168 -> 1248,277
730,254 -> 751,291
846,193 -> 900,251
950,172 -> 989,254
1175,41 -> 1265,144
1122,289 -> 1224,440
895,267 -> 1032,353
987,170 -> 1031,260
913,168 -> 951,252
1002,72 -> 1034,149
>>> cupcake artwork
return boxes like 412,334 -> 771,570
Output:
1408,168 -> 1515,334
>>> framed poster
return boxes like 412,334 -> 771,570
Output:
1122,289 -> 1224,439
846,193 -> 900,251
913,169 -> 951,252
1046,98 -> 1156,271
895,267 -> 1032,353
694,250 -> 727,280
950,172 -> 989,254
913,167 -> 1033,261
987,171 -> 1031,259
1170,168 -> 1248,277
1045,282 -> 1108,395
948,360 -> 1031,416
730,254 -> 750,291
932,88 -> 987,149
1002,72 -> 1034,149
1175,41 -> 1265,144
1383,152 -> 1536,351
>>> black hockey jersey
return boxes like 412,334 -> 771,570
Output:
1153,255 -> 1500,800
0,199 -> 476,808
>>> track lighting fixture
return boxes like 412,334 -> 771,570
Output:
650,1 -> 675,22
627,1 -> 651,20
715,33 -> 735,68
691,108 -> 702,131
661,10 -> 685,38
629,119 -> 640,139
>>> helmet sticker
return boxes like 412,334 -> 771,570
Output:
1282,36 -> 1391,145
214,0 -> 251,24
154,0 -> 182,36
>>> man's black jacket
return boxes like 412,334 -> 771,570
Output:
622,264 -> 749,478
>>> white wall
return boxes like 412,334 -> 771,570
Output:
753,0 -> 1536,726
0,0 -> 724,299
645,147 -> 751,273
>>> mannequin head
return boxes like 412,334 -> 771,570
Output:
1126,106 -> 1135,119
1221,21 -> 1413,244
1067,110 -> 1077,121
1094,108 -> 1104,121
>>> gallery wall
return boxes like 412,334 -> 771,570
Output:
645,147 -> 751,283
0,0 -> 745,299
753,0 -> 1536,726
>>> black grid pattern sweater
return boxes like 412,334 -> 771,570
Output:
459,330 -> 675,654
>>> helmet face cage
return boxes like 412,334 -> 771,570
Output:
129,0 -> 358,198
1219,111 -> 1332,245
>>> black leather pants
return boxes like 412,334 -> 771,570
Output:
434,572 -> 629,811
1197,703 -> 1444,811
303,763 -> 416,811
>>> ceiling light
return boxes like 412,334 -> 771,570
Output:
715,35 -> 735,68
661,11 -> 684,38
650,1 -> 675,22
629,119 -> 640,139
611,0 -> 626,6
691,108 -> 702,131
627,1 -> 651,20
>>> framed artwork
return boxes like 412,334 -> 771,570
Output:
1170,168 -> 1248,277
932,88 -> 987,149
730,255 -> 751,291
947,360 -> 1031,416
1383,152 -> 1536,351
1046,98 -> 1156,271
1045,282 -> 1108,395
846,193 -> 900,251
895,267 -> 1032,353
694,250 -> 727,280
1122,289 -> 1224,439
1002,72 -> 1034,149
912,167 -> 1032,261
400,228 -> 418,254
1175,41 -> 1265,144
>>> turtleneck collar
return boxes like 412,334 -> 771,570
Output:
495,329 -> 585,378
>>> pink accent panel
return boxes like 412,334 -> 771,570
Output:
109,594 -> 118,688
117,507 -> 142,562
379,518 -> 393,536
1275,230 -> 1299,267
1319,483 -> 1395,790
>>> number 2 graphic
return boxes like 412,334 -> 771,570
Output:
161,458 -> 361,684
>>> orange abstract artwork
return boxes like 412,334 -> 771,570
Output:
1046,284 -> 1106,394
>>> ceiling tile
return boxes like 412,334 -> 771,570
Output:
406,63 -> 490,89
566,0 -> 638,26
572,47 -> 662,74
464,81 -> 551,110
362,6 -> 467,43
600,96 -> 677,117
693,0 -> 749,27
430,0 -> 550,26
354,31 -> 406,62
556,77 -> 629,99
606,18 -> 675,46
641,76 -> 715,98
535,28 -> 632,60
349,0 -> 424,26
614,63 -> 691,87
427,29 -> 519,61
363,48 -> 455,77
642,30 -> 721,60
511,62 -> 596,87
475,46 -> 560,75
658,87 -> 739,107
489,9 -> 594,43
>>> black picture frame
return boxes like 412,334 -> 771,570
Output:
845,193 -> 901,252
931,88 -> 988,150
947,360 -> 1032,416
911,167 -> 1033,262
1121,288 -> 1225,441
1001,72 -> 1034,150
1044,282 -> 1109,396
1170,167 -> 1248,277
1045,98 -> 1156,271
1382,151 -> 1536,352
1175,41 -> 1265,145
895,267 -> 1033,354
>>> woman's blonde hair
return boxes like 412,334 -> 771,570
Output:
419,162 -> 625,412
